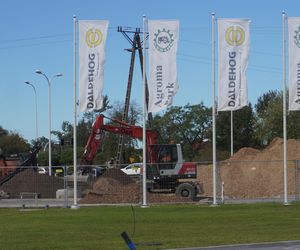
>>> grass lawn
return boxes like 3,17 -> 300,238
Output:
0,203 -> 300,249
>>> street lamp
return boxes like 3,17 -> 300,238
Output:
35,70 -> 63,176
24,81 -> 38,141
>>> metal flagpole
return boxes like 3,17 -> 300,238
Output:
72,15 -> 79,209
282,11 -> 289,205
212,13 -> 217,206
48,78 -> 52,176
231,110 -> 233,156
141,14 -> 148,208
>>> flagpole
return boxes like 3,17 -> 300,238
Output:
231,110 -> 233,156
212,13 -> 217,206
71,15 -> 79,209
141,14 -> 148,208
282,10 -> 289,206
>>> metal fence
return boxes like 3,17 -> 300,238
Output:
0,160 -> 299,208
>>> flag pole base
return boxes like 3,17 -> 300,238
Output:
71,204 -> 80,210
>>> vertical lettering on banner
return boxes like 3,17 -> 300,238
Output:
148,20 -> 179,113
217,19 -> 250,112
78,20 -> 109,113
288,18 -> 300,110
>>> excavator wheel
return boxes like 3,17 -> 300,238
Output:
175,183 -> 197,200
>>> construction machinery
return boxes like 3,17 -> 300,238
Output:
0,143 -> 41,186
81,114 -> 200,200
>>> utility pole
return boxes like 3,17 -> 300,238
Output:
116,27 -> 152,164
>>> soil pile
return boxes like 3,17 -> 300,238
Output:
198,138 -> 300,199
0,169 -> 64,198
80,168 -> 192,204
101,168 -> 134,185
80,168 -> 140,204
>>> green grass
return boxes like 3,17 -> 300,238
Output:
0,203 -> 300,249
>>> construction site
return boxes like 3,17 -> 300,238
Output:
0,137 -> 299,206
1,26 -> 300,207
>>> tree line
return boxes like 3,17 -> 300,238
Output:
1,90 -> 300,165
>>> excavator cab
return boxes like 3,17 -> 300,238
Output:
147,144 -> 180,178
148,143 -> 196,179
156,144 -> 178,170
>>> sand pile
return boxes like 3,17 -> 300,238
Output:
198,138 -> 300,199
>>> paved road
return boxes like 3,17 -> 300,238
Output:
167,240 -> 300,250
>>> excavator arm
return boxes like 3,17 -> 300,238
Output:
81,114 -> 158,165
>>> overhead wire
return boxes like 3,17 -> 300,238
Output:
0,33 -> 72,44
177,52 -> 281,74
0,39 -> 72,50
0,28 -> 284,74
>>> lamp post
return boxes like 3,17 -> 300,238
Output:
24,81 -> 38,141
35,70 -> 63,176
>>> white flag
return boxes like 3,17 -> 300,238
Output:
148,20 -> 179,113
288,17 -> 300,111
217,19 -> 250,111
78,20 -> 108,113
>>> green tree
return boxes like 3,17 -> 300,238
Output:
287,111 -> 300,139
254,90 -> 283,146
216,104 -> 256,152
0,127 -> 30,154
152,103 -> 211,161
254,90 -> 300,142
0,126 -> 8,137
255,90 -> 279,115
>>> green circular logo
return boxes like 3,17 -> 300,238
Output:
294,27 -> 300,48
153,28 -> 175,52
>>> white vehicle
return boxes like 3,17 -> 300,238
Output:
37,167 -> 48,174
121,163 -> 142,175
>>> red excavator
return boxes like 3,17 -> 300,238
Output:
81,114 -> 200,199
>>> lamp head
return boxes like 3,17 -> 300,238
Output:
35,70 -> 42,74
56,73 -> 63,77
24,81 -> 30,85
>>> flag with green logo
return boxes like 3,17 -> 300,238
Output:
217,19 -> 250,111
78,20 -> 109,113
148,20 -> 179,113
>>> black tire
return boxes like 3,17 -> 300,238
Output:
175,183 -> 196,200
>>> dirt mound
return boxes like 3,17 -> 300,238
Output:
81,183 -> 140,204
0,169 -> 64,198
228,147 -> 260,161
80,169 -> 139,204
80,168 -> 192,204
101,168 -> 134,185
198,138 -> 300,199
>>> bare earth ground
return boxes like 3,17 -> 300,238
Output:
1,138 -> 300,202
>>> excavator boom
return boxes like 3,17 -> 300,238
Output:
81,114 -> 158,165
